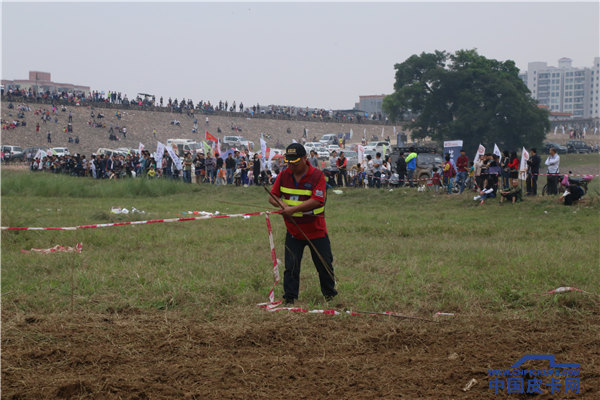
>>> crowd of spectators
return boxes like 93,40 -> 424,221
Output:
2,86 -> 389,124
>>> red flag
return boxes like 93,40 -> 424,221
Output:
206,131 -> 217,142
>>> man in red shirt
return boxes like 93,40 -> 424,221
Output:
269,143 -> 337,305
455,149 -> 469,194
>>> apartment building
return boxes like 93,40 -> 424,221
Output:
519,57 -> 599,118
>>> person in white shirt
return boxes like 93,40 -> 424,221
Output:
544,148 -> 560,195
365,155 -> 374,188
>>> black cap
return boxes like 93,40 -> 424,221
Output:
284,143 -> 306,164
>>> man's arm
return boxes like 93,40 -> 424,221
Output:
405,153 -> 416,163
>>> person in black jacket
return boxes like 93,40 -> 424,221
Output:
396,152 -> 407,187
252,153 -> 261,185
526,148 -> 541,196
225,153 -> 236,184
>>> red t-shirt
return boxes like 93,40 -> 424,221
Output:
456,155 -> 468,172
271,162 -> 328,239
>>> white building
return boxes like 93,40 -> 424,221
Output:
519,57 -> 600,119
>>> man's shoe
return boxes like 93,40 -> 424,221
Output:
284,298 -> 294,306
325,296 -> 336,302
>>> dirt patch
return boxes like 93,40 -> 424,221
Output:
2,309 -> 599,399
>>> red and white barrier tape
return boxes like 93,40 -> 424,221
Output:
21,243 -> 82,254
1,210 -> 281,231
544,287 -> 587,295
2,226 -> 77,231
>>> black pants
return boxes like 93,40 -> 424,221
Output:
283,232 -> 337,300
373,171 -> 381,188
547,175 -> 559,195
338,169 -> 348,187
527,174 -> 538,195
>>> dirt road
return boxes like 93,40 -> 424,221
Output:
2,309 -> 598,399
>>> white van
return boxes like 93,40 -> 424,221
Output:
319,134 -> 338,146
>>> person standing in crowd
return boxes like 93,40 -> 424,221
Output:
545,148 -> 560,195
405,147 -> 417,188
373,152 -> 383,189
225,152 -> 236,185
239,156 -> 248,186
47,131 -> 51,143
268,143 -> 337,305
205,151 -> 216,183
500,150 -> 510,190
499,179 -> 522,204
309,150 -> 319,170
365,155 -> 374,188
396,152 -> 407,187
508,151 -> 519,182
336,151 -> 348,187
526,148 -> 541,196
183,152 -> 193,184
442,155 -> 453,194
329,150 -> 338,186
455,149 -> 468,194
194,153 -> 205,184
252,153 -> 261,185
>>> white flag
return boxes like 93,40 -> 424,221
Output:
267,149 -> 275,171
382,127 -> 384,138
139,142 -> 145,155
561,126 -> 565,134
519,147 -> 529,181
595,127 -> 598,135
217,137 -> 222,156
260,138 -> 267,170
364,128 -> 366,139
349,129 -> 353,139
292,139 -> 297,143
474,144 -> 485,163
554,126 -> 557,135
34,149 -> 42,159
166,145 -> 182,170
493,144 -> 501,159
156,142 -> 165,169
357,145 -> 365,165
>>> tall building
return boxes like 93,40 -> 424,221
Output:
519,57 -> 600,119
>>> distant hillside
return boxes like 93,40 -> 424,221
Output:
1,100 -> 405,156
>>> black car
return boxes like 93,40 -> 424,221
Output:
542,142 -> 568,154
565,140 -> 592,154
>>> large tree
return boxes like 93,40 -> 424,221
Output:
382,49 -> 550,154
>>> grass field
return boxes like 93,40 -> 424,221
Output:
2,168 -> 599,317
2,168 -> 600,398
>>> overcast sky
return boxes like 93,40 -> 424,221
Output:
2,2 -> 599,109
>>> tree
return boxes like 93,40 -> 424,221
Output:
382,49 -> 550,154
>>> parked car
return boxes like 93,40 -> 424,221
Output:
327,144 -> 341,154
23,146 -> 45,161
314,146 -> 330,159
1,145 -> 24,161
389,151 -> 444,182
96,148 -> 122,158
222,135 -> 254,150
565,140 -> 592,154
319,134 -> 339,146
51,147 -> 70,157
541,142 -> 568,154
364,141 -> 392,156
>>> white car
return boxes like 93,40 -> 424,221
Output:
363,141 -> 391,156
327,144 -> 341,154
51,147 -> 70,156
314,146 -> 330,159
